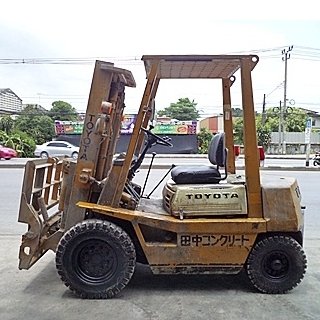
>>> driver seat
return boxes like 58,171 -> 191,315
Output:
171,132 -> 227,184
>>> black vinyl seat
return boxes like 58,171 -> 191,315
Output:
171,132 -> 227,184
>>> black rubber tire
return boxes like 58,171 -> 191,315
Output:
71,151 -> 78,160
40,151 -> 49,159
56,219 -> 136,299
246,236 -> 307,294
314,160 -> 318,166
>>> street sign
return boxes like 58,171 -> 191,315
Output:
305,118 -> 312,143
306,117 -> 312,128
305,117 -> 312,166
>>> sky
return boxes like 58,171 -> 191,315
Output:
1,0 -> 320,118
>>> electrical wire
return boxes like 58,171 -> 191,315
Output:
1,46 -> 320,65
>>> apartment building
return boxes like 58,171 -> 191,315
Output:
0,88 -> 23,114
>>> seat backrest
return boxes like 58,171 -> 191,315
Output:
208,132 -> 226,167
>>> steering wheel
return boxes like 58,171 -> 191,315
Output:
141,127 -> 173,147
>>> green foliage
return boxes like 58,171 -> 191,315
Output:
264,107 -> 307,132
0,116 -> 14,134
0,130 -> 36,157
0,131 -> 8,145
15,105 -> 55,144
232,108 -> 243,117
22,104 -> 47,116
234,115 -> 271,148
256,114 -> 271,148
284,108 -> 307,132
197,128 -> 213,154
49,100 -> 78,121
232,107 -> 307,148
157,98 -> 200,121
233,117 -> 244,145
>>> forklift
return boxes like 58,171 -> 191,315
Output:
18,55 -> 307,299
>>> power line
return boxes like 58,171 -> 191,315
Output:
1,46 -> 320,65
0,56 -> 143,65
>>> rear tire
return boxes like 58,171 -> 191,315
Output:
56,219 -> 136,299
314,160 -> 318,166
246,236 -> 307,294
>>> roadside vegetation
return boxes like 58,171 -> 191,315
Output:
157,99 -> 308,154
0,97 -> 310,157
0,101 -> 77,157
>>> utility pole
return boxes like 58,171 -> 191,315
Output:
281,45 -> 293,154
262,93 -> 266,126
278,100 -> 283,154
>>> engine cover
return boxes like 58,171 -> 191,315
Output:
163,180 -> 247,218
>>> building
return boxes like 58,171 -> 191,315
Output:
199,114 -> 224,133
22,103 -> 48,113
300,108 -> 320,131
0,88 -> 23,114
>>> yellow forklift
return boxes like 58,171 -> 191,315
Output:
18,55 -> 307,299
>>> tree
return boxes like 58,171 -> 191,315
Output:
232,108 -> 243,117
0,116 -> 14,134
197,128 -> 213,154
49,100 -> 78,121
284,108 -> 307,132
256,114 -> 271,149
233,117 -> 244,145
234,115 -> 272,148
232,107 -> 307,149
157,98 -> 200,121
21,104 -> 47,116
0,131 -> 9,145
15,105 -> 55,144
264,107 -> 307,132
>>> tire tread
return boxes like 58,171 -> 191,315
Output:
56,219 -> 136,299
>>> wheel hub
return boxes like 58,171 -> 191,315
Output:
270,259 -> 283,271
263,252 -> 289,279
75,240 -> 117,282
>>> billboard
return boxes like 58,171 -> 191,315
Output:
153,123 -> 196,134
54,117 -> 197,135
121,114 -> 137,134
54,121 -> 83,135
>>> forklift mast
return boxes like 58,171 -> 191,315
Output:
18,61 -> 135,269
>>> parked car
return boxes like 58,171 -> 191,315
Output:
34,141 -> 79,159
0,145 -> 17,160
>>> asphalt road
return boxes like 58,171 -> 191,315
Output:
1,154 -> 319,170
0,167 -> 319,320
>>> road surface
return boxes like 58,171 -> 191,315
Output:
0,167 -> 319,320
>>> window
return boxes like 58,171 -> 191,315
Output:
47,142 -> 68,147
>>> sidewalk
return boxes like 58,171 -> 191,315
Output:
0,154 -> 318,171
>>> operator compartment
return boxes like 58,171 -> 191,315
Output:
163,179 -> 247,218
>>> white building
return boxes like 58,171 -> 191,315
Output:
0,88 -> 23,114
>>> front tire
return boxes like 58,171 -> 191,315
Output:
56,219 -> 136,299
246,236 -> 307,294
314,160 -> 319,166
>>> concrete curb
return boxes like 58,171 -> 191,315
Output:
0,155 -> 318,171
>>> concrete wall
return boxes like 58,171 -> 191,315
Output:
270,132 -> 320,154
